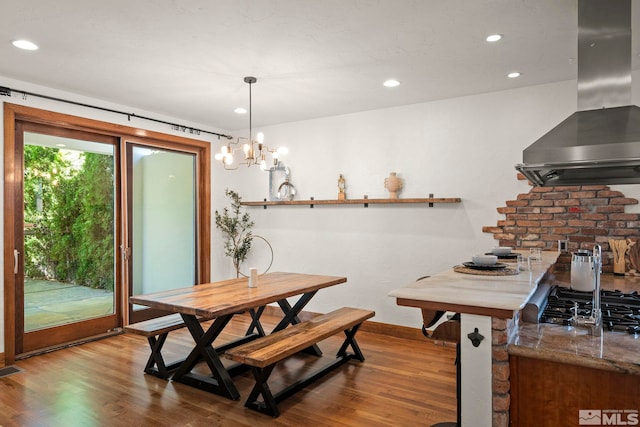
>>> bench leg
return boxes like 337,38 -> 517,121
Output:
243,322 -> 368,417
245,365 -> 280,417
144,334 -> 171,379
337,323 -> 365,362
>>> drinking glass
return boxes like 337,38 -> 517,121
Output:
529,248 -> 542,265
517,254 -> 530,272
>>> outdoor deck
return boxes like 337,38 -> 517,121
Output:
24,279 -> 114,331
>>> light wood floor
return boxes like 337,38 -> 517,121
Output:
0,313 -> 457,427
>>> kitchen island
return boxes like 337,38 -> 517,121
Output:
389,252 -> 640,427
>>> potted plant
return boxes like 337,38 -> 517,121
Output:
214,189 -> 254,277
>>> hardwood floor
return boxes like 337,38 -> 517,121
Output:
0,313 -> 457,427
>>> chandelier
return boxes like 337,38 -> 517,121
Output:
214,76 -> 288,170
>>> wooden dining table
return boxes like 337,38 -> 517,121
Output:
129,272 -> 347,400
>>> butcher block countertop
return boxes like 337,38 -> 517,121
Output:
388,251 -> 557,318
509,271 -> 640,376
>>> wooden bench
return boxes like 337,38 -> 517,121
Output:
224,307 -> 375,417
124,313 -> 207,379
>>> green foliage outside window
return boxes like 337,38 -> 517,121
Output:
24,145 -> 114,290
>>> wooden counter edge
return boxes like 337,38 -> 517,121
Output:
395,297 -> 516,319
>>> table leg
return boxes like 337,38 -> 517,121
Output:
274,291 -> 322,356
171,314 -> 240,400
246,306 -> 266,337
273,291 -> 316,331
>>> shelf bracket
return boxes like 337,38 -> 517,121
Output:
363,195 -> 369,208
263,198 -> 267,209
429,193 -> 434,207
310,196 -> 314,208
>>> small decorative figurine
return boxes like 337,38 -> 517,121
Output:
338,174 -> 346,200
384,172 -> 403,199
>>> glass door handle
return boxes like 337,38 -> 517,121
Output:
13,249 -> 20,274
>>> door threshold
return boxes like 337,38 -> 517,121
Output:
17,328 -> 123,360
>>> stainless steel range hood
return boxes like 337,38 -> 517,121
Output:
516,0 -> 640,186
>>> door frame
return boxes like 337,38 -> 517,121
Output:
17,121 -> 122,354
3,103 -> 211,363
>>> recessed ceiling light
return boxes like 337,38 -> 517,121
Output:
12,39 -> 38,50
507,72 -> 521,78
383,79 -> 400,88
234,107 -> 247,114
486,34 -> 502,42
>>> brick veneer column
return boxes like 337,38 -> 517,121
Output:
492,317 -> 509,427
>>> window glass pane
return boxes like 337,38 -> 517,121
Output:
131,147 -> 196,307
23,132 -> 115,331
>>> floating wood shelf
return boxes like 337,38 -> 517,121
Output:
240,196 -> 461,209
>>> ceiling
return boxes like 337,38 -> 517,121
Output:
1,0 -> 639,133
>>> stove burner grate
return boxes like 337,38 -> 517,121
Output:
540,287 -> 640,334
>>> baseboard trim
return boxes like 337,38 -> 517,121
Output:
260,305 -> 428,342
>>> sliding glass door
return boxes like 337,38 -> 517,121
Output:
127,144 -> 198,322
17,125 -> 120,354
4,103 -> 211,361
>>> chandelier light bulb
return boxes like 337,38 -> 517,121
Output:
214,152 -> 224,161
257,132 -> 264,144
277,146 -> 289,155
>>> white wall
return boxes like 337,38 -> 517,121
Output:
210,81 -> 572,328
212,76 -> 640,328
4,73 -> 640,356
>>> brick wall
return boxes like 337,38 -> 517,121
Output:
492,318 -> 510,427
482,176 -> 640,273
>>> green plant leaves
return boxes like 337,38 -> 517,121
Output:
214,189 -> 254,276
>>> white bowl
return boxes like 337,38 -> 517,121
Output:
472,254 -> 498,265
491,246 -> 513,255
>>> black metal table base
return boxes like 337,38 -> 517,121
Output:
170,291 -> 322,400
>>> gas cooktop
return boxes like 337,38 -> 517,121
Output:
539,286 -> 640,334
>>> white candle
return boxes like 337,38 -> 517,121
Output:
248,267 -> 258,288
